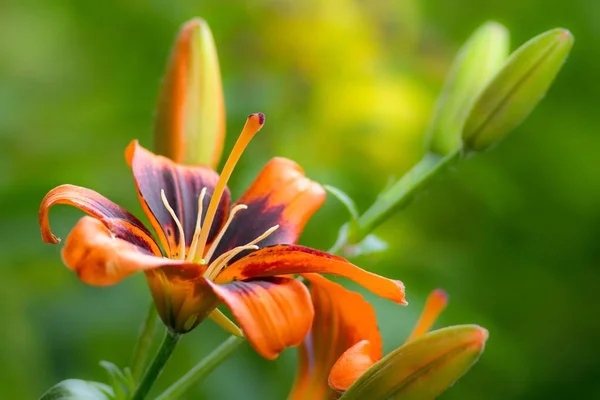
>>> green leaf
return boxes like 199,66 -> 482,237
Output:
463,28 -> 574,151
342,234 -> 388,258
39,379 -> 113,400
324,184 -> 360,220
427,22 -> 509,155
99,361 -> 134,400
154,18 -> 225,167
339,325 -> 488,400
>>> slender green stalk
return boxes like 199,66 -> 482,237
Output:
132,329 -> 181,400
352,150 -> 461,242
155,335 -> 245,400
131,302 -> 159,382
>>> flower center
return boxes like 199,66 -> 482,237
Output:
158,113 -> 277,280
160,191 -> 279,278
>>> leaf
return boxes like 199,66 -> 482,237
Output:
39,379 -> 113,400
427,22 -> 509,155
324,184 -> 360,220
463,28 -> 574,151
339,325 -> 488,400
99,361 -> 134,400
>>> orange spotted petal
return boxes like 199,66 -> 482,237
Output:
289,274 -> 382,400
204,276 -> 313,360
39,184 -> 160,255
210,157 -> 325,260
215,245 -> 406,305
126,140 -> 230,259
62,216 -> 181,286
328,340 -> 378,392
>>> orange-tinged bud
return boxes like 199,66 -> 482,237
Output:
154,18 -> 225,167
333,325 -> 488,400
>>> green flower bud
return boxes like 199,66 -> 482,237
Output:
339,325 -> 488,400
463,28 -> 573,151
427,22 -> 509,155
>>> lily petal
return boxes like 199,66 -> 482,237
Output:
205,276 -> 313,359
406,289 -> 448,342
39,184 -> 160,255
215,245 -> 407,305
126,140 -> 230,258
211,157 -> 325,260
328,340 -> 378,392
289,274 -> 382,400
62,216 -> 177,285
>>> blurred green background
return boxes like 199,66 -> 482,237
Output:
1,0 -> 598,398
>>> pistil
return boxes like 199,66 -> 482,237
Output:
192,113 -> 265,264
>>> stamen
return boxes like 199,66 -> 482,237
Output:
187,187 -> 208,262
204,224 -> 280,280
204,244 -> 259,280
160,189 -> 186,260
406,289 -> 448,342
193,113 -> 265,263
202,204 -> 248,263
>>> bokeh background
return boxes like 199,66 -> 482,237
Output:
2,0 -> 599,398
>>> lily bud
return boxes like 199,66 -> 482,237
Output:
463,28 -> 573,151
427,22 -> 509,155
337,325 -> 488,400
154,18 -> 226,168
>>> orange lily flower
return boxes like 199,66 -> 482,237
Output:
39,114 -> 406,360
289,279 -> 449,399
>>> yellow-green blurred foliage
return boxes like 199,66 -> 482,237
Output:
1,0 -> 598,398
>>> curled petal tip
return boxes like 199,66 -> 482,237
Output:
395,280 -> 408,305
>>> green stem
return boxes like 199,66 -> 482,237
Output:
352,150 -> 461,242
155,335 -> 245,400
132,329 -> 181,400
131,302 -> 159,382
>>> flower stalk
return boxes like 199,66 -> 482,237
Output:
131,303 -> 159,382
131,329 -> 181,400
155,335 -> 245,400
349,149 -> 461,244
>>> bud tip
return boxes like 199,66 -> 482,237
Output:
474,326 -> 489,346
